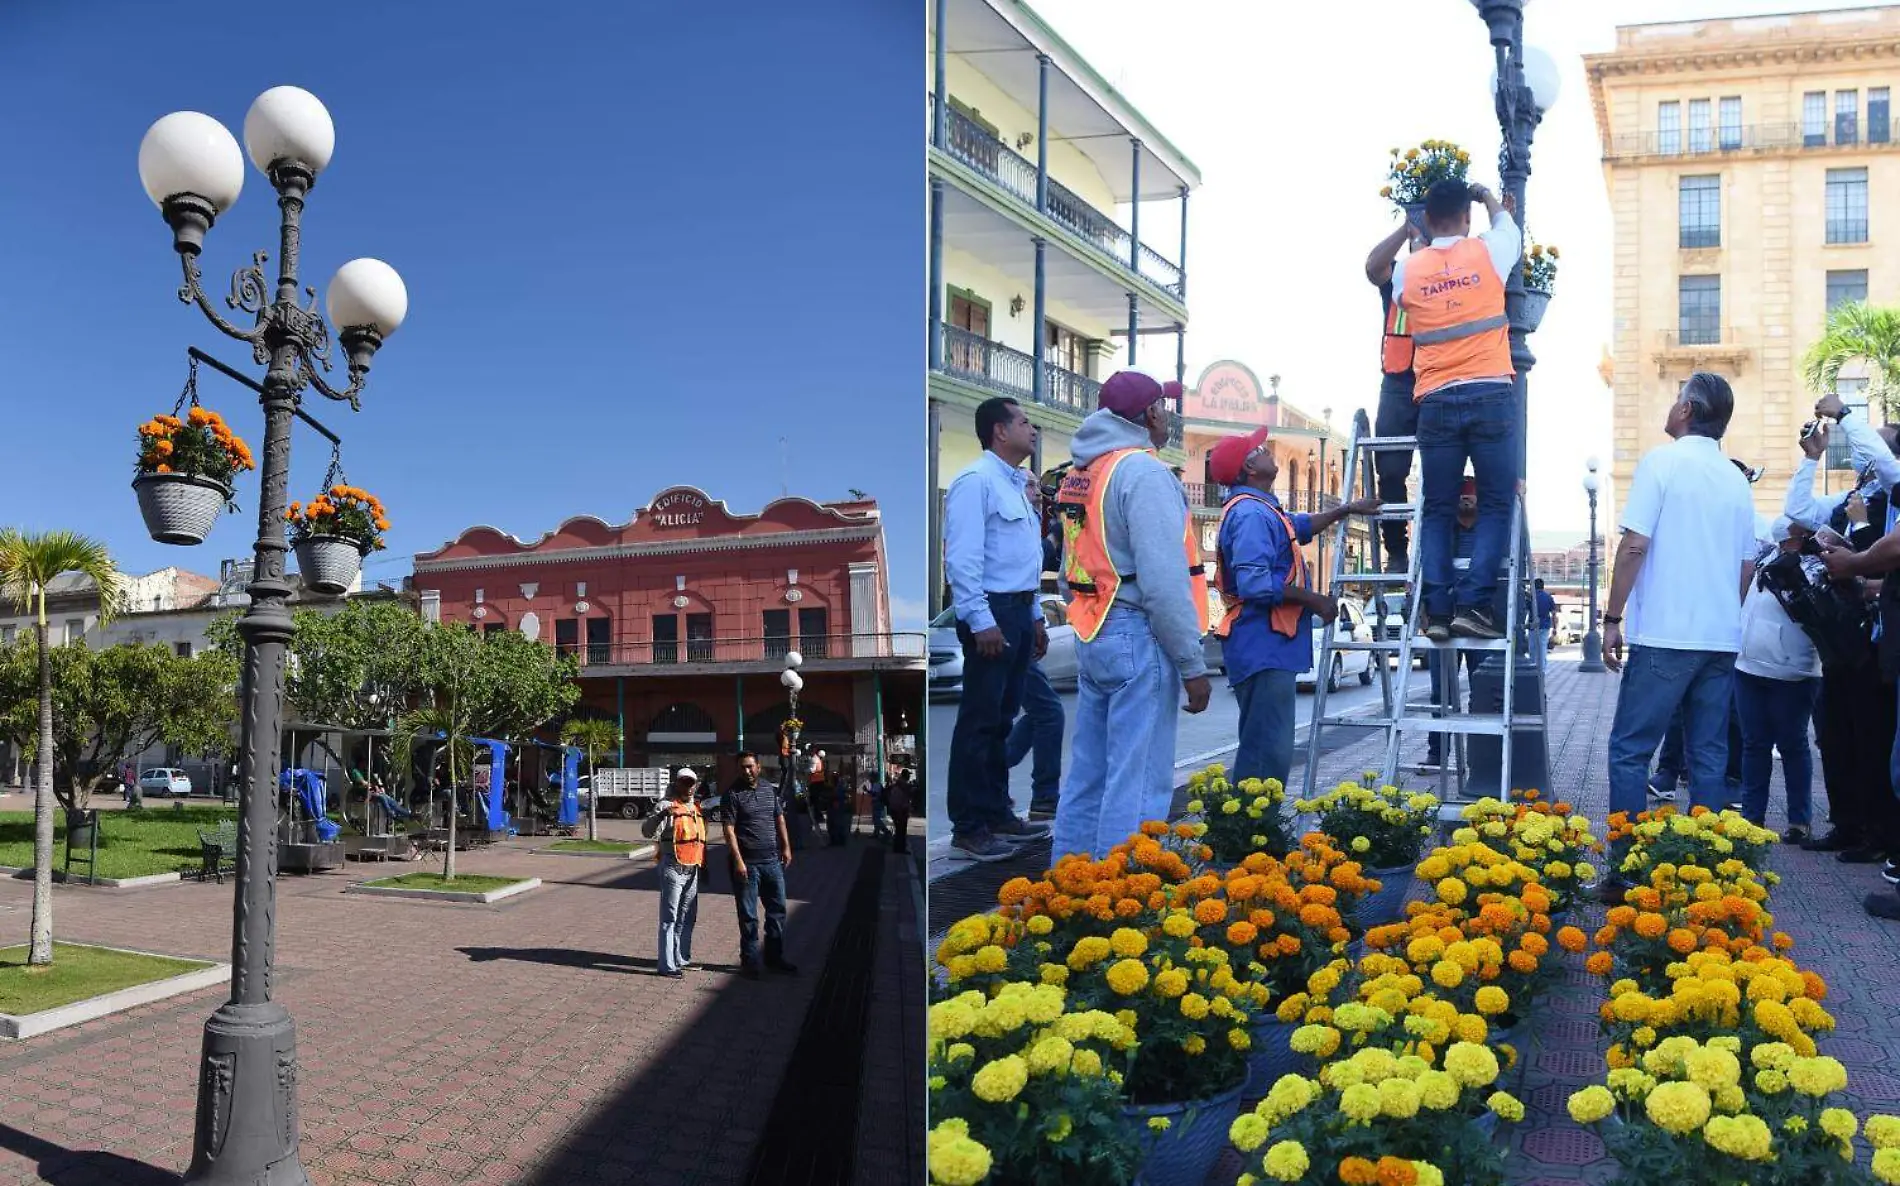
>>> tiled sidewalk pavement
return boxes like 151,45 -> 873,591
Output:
1206,657 -> 1900,1184
0,817 -> 925,1186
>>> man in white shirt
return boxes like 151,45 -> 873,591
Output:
942,397 -> 1054,863
1598,373 -> 1758,900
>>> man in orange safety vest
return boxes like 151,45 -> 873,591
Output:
1050,369 -> 1212,861
642,767 -> 707,978
1389,177 -> 1522,644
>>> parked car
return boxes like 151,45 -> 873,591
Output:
928,596 -> 1078,700
1201,599 -> 1378,693
138,767 -> 193,798
1563,607 -> 1586,645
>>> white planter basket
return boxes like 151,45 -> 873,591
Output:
294,536 -> 367,597
1520,288 -> 1553,333
133,473 -> 231,546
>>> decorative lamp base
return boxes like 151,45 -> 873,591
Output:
183,1001 -> 308,1185
1580,630 -> 1606,673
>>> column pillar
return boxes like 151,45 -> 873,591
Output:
932,0 -> 948,150
1126,294 -> 1138,366
1032,237 -> 1047,408
1035,54 -> 1050,212
1129,139 -> 1143,274
928,401 -> 944,613
1177,184 -> 1189,299
616,676 -> 626,764
928,178 -> 945,372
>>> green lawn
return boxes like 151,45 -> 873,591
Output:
361,872 -> 526,893
546,839 -> 636,853
0,943 -> 211,1014
0,806 -> 237,879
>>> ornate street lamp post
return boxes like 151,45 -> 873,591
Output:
1580,458 -> 1606,673
138,87 -> 407,1185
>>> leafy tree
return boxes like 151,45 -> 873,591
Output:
560,717 -> 619,841
1801,300 -> 1900,414
204,597 -> 428,731
0,530 -> 125,967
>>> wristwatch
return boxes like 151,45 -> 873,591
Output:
1602,615 -> 1623,625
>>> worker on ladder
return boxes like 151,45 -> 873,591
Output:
1051,369 -> 1212,861
1366,217 -> 1427,575
1388,177 -> 1522,643
1207,427 -> 1379,786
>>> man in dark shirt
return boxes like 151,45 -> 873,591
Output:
719,752 -> 796,978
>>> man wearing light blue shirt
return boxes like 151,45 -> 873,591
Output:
943,397 -> 1054,862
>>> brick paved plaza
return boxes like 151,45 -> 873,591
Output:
0,820 -> 924,1186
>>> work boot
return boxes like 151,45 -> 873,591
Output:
1803,827 -> 1854,852
1450,607 -> 1505,640
1028,800 -> 1058,821
952,829 -> 1014,863
1384,546 -> 1410,576
1781,825 -> 1810,844
1839,846 -> 1888,864
1866,888 -> 1900,922
991,815 -> 1052,842
1424,615 -> 1453,644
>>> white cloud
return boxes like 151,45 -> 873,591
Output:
890,593 -> 931,631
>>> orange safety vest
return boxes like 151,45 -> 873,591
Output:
1399,237 -> 1512,400
1056,448 -> 1210,643
1212,493 -> 1308,641
1381,294 -> 1414,376
660,802 -> 706,867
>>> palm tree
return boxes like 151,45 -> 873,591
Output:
560,718 -> 620,842
1801,301 -> 1900,414
0,530 -> 124,966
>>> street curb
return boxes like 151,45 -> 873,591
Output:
0,867 -> 184,889
529,844 -> 655,860
346,876 -> 541,904
0,946 -> 228,1040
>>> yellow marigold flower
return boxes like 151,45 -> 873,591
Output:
1263,1140 -> 1309,1181
1105,958 -> 1149,996
1488,1091 -> 1525,1122
926,1120 -> 992,1186
971,1055 -> 1028,1103
1788,1056 -> 1848,1097
1474,986 -> 1509,1016
1071,1047 -> 1104,1077
1568,1085 -> 1615,1124
1109,927 -> 1147,958
1154,968 -> 1189,999
1230,1113 -> 1271,1152
1875,1149 -> 1900,1185
1180,992 -> 1211,1021
1821,1108 -> 1858,1141
1704,1114 -> 1773,1161
1340,1082 -> 1382,1123
1867,1115 -> 1900,1149
1645,1081 -> 1713,1135
1443,1042 -> 1499,1088
1162,912 -> 1198,939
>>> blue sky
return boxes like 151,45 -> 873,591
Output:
0,0 -> 926,625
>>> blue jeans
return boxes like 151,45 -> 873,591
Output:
1736,672 -> 1819,829
1233,668 -> 1298,788
1533,627 -> 1550,669
1418,382 -> 1517,617
732,855 -> 787,968
1006,661 -> 1066,808
1654,699 -> 1743,788
1374,379 -> 1422,562
948,593 -> 1037,836
1052,607 -> 1180,861
657,860 -> 700,974
1608,647 -> 1738,826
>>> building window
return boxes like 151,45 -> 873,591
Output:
554,617 -> 579,656
944,289 -> 991,376
1678,175 -> 1720,248
763,609 -> 792,661
482,623 -> 503,637
1826,168 -> 1869,245
1873,88 -> 1892,145
1657,101 -> 1681,154
1678,275 -> 1721,345
798,607 -> 831,660
64,619 -> 84,645
1718,97 -> 1742,149
175,641 -> 192,658
1046,321 -> 1087,376
1688,99 -> 1712,153
651,614 -> 679,665
686,612 -> 713,663
1837,89 -> 1860,145
1804,91 -> 1827,146
1827,269 -> 1869,313
586,617 -> 611,666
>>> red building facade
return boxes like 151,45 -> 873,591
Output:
411,488 -> 923,787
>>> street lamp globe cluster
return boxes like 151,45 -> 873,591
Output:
139,85 -> 406,1186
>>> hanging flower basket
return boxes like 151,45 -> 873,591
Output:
287,482 -> 388,597
1381,140 -> 1472,213
133,472 -> 233,546
1520,288 -> 1553,333
131,371 -> 254,546
1520,240 -> 1559,332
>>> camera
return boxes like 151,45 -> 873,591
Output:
1801,420 -> 1824,441
1039,461 -> 1073,500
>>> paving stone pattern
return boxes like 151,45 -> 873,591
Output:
0,818 -> 926,1186
1206,658 -> 1900,1184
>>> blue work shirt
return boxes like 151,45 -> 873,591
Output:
1217,489 -> 1316,685
1535,589 -> 1557,629
943,450 -> 1044,633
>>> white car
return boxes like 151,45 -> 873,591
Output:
1201,599 -> 1378,693
138,767 -> 192,797
929,596 -> 1079,699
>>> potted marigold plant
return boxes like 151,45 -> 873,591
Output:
287,484 -> 388,596
1520,239 -> 1560,332
1184,766 -> 1295,863
1295,774 -> 1437,926
132,406 -> 255,545
1381,140 -> 1472,229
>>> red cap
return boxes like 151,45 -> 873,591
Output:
1208,427 -> 1271,486
1100,370 -> 1183,421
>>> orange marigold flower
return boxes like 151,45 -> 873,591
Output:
1194,898 -> 1228,926
1557,926 -> 1587,953
1606,906 -> 1636,928
1666,928 -> 1698,955
1508,950 -> 1538,974
1586,951 -> 1614,976
997,877 -> 1033,907
1633,913 -> 1668,940
1375,1158 -> 1418,1186
1277,933 -> 1301,956
1227,921 -> 1258,947
1339,1157 -> 1379,1186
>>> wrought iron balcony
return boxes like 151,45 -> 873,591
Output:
929,94 -> 1183,298
934,324 -> 1181,447
564,632 -> 927,673
1180,483 -> 1339,515
1606,119 -> 1895,161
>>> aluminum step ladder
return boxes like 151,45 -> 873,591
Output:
1301,411 -> 1545,817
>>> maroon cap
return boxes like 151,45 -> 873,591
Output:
1100,370 -> 1182,421
1207,427 -> 1270,486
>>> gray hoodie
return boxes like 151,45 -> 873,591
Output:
1068,408 -> 1208,680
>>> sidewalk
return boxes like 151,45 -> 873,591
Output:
0,816 -> 925,1185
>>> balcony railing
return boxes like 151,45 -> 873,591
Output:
1659,328 -> 1748,350
560,632 -> 927,670
1180,483 -> 1339,514
1608,119 -> 1895,161
929,94 -> 1183,298
934,323 -> 1182,447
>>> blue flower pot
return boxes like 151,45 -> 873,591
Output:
1244,1015 -> 1302,1100
1123,1074 -> 1249,1186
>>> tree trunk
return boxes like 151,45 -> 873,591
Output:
586,743 -> 598,842
28,615 -> 54,966
443,736 -> 457,881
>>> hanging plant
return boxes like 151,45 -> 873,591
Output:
288,466 -> 387,597
132,357 -> 255,546
1381,140 -> 1472,209
1522,240 -> 1560,295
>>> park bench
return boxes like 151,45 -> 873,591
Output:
197,819 -> 239,883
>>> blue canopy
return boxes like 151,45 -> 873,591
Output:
558,747 -> 580,826
467,737 -> 513,832
278,768 -> 340,842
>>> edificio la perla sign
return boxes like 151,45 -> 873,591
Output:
650,492 -> 706,527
